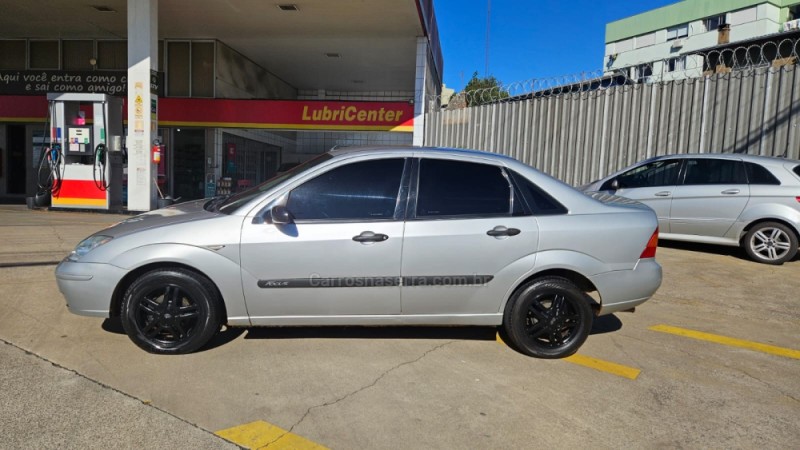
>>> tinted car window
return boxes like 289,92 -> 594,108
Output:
510,170 -> 567,215
417,159 -> 510,217
744,162 -> 780,185
683,159 -> 746,185
287,158 -> 405,221
793,165 -> 800,178
605,159 -> 681,190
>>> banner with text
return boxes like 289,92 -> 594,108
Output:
0,70 -> 162,96
158,98 -> 414,132
0,96 -> 414,132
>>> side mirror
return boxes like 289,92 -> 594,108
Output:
270,205 -> 294,225
610,179 -> 620,190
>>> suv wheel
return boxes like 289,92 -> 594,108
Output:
503,276 -> 593,359
744,222 -> 798,265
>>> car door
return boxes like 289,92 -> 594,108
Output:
669,158 -> 750,237
600,158 -> 682,233
400,157 -> 541,317
240,157 -> 408,321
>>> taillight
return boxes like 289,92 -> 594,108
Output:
640,228 -> 659,259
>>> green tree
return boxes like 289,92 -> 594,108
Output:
462,71 -> 509,106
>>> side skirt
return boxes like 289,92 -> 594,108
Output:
659,233 -> 740,247
243,313 -> 503,327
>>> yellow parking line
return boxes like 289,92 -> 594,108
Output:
649,324 -> 800,360
215,420 -> 328,450
563,354 -> 641,380
496,332 -> 640,380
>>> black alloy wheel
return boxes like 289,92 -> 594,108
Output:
503,276 -> 593,359
121,268 -> 221,354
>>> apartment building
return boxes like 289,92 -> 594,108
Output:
605,0 -> 800,81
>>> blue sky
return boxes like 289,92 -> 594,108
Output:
435,0 -> 678,90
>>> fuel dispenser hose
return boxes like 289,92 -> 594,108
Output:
93,101 -> 110,191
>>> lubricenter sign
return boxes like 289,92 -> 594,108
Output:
158,98 -> 414,132
301,105 -> 404,123
0,97 -> 414,133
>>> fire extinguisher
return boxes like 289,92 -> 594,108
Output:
152,139 -> 162,164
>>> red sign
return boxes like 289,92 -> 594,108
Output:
158,98 -> 414,132
0,96 -> 414,133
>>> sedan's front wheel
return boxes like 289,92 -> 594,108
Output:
503,277 -> 593,359
121,268 -> 221,354
744,222 -> 798,265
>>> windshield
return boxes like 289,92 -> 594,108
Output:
216,153 -> 333,214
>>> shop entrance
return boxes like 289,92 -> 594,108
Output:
172,128 -> 206,200
219,133 -> 281,195
6,125 -> 26,195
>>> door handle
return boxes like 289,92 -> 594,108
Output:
654,191 -> 671,197
486,226 -> 521,237
721,189 -> 740,195
352,231 -> 389,243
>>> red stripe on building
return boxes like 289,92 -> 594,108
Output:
0,96 -> 414,131
0,95 -> 48,118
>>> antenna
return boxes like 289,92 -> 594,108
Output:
485,0 -> 491,76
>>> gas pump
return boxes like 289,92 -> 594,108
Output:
46,93 -> 124,210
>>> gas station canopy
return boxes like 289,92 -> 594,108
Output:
0,0 -> 436,93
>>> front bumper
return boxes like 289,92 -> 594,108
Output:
55,260 -> 128,317
590,258 -> 662,316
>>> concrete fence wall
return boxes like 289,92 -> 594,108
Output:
423,65 -> 800,186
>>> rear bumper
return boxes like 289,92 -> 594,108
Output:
55,260 -> 127,317
590,259 -> 662,315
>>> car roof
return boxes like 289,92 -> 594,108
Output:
646,153 -> 800,165
327,145 -> 518,162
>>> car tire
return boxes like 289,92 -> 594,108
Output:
744,222 -> 799,265
503,276 -> 593,359
121,268 -> 222,354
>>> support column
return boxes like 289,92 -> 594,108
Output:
126,0 -> 158,211
413,37 -> 428,147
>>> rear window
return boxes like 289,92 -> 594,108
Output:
416,159 -> 511,217
509,171 -> 567,216
683,159 -> 747,185
793,165 -> 800,178
744,162 -> 780,185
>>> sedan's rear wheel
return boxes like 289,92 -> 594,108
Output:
744,222 -> 798,265
121,268 -> 221,354
503,276 -> 593,359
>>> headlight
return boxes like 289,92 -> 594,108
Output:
68,235 -> 113,261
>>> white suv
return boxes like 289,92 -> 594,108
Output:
583,153 -> 800,264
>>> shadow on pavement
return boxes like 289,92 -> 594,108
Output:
659,240 -> 799,263
242,315 -> 624,342
102,317 -> 247,352
659,240 -> 745,259
590,314 -> 622,335
204,327 -> 247,351
101,314 -> 624,352
101,318 -> 125,334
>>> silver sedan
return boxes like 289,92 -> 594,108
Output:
56,147 -> 662,358
582,153 -> 800,265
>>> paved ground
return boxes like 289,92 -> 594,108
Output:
0,342 -> 239,450
0,205 -> 798,449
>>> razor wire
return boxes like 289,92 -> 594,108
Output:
427,37 -> 800,111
